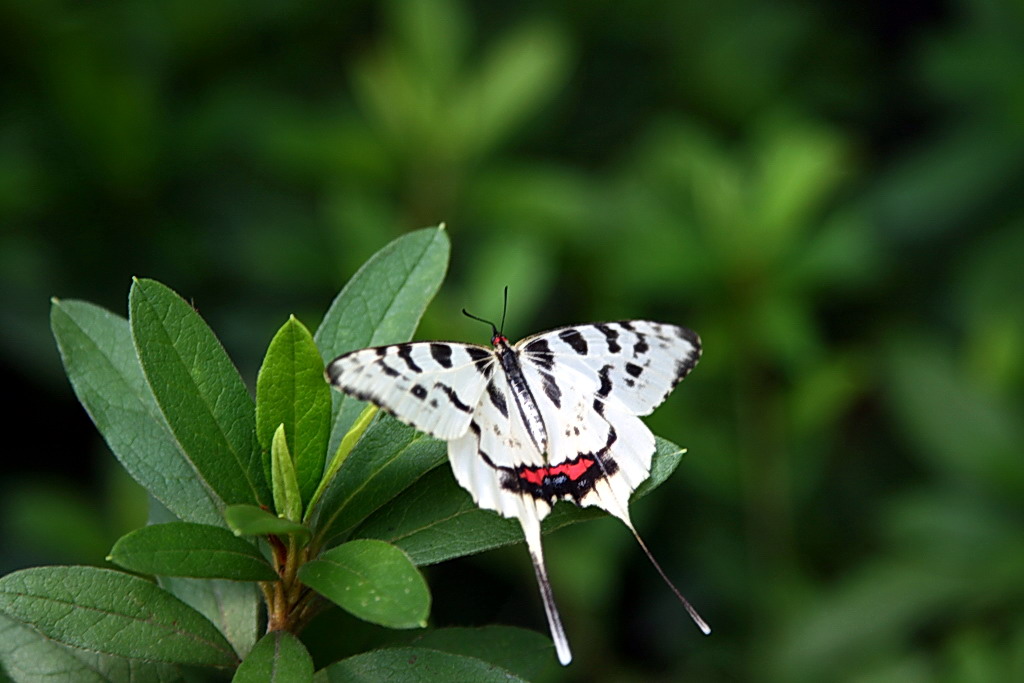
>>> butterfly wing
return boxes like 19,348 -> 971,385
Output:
513,355 -> 655,524
325,342 -> 495,440
516,321 -> 701,417
511,321 -> 699,522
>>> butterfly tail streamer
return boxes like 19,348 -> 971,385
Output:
589,443 -> 712,636
625,521 -> 711,635
519,512 -> 573,666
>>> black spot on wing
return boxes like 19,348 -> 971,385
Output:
625,362 -> 643,378
595,324 -> 621,353
411,384 -> 427,400
486,380 -> 508,418
596,365 -> 613,399
633,336 -> 649,356
593,364 -> 613,415
435,382 -> 472,413
429,343 -> 453,368
676,325 -> 701,346
618,321 -> 635,331
672,330 -> 702,382
397,345 -> 422,373
466,346 -> 494,376
523,338 -> 556,370
375,346 -> 388,357
525,338 -> 551,354
558,328 -> 588,355
378,361 -> 400,378
539,370 -> 561,409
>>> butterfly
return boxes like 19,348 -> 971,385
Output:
324,294 -> 709,665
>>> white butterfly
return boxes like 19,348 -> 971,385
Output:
325,304 -> 708,665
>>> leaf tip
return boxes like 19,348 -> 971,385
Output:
50,296 -> 61,305
437,222 -> 447,231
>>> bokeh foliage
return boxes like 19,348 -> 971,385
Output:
2,0 -> 1023,680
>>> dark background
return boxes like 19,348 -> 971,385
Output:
2,0 -> 1023,680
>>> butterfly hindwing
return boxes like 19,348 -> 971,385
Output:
447,368 -> 549,520
515,358 -> 655,523
446,364 -> 572,665
325,342 -> 495,440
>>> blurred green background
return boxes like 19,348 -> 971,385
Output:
3,0 -> 1024,680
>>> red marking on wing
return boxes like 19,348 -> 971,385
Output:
518,457 -> 595,486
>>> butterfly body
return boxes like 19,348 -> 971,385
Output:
326,320 -> 706,665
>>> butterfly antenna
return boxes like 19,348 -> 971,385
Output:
461,307 -> 499,339
627,524 -> 711,635
500,286 -> 509,337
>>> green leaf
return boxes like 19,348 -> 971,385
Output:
298,540 -> 429,629
0,612 -> 186,683
108,522 -> 277,581
149,497 -> 261,658
406,626 -> 557,682
159,576 -> 260,662
0,566 -> 237,667
225,504 -> 311,545
233,631 -> 313,683
272,425 -> 303,521
308,415 -> 447,550
315,648 -> 528,683
50,298 -> 224,526
354,437 -> 687,565
129,278 -> 268,506
256,316 -> 331,504
305,404 -> 379,523
314,226 -> 449,452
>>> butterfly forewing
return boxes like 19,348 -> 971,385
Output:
325,342 -> 495,440
516,321 -> 701,417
